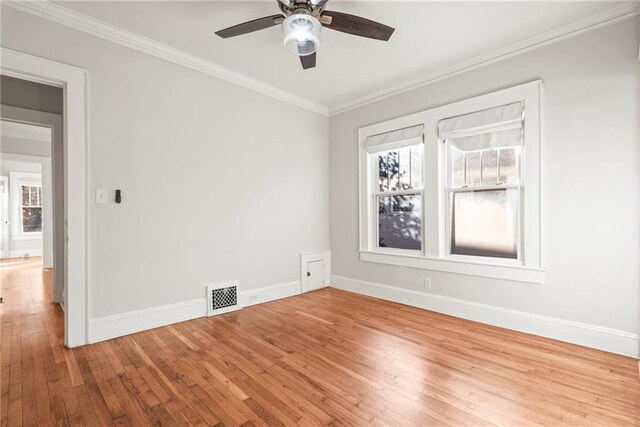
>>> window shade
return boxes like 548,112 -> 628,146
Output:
364,124 -> 424,153
438,102 -> 523,152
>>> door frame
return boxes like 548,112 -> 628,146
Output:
2,107 -> 61,292
0,176 -> 8,259
1,47 -> 89,347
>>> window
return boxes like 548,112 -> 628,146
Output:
364,125 -> 424,253
21,184 -> 43,233
440,102 -> 523,261
376,145 -> 423,250
358,81 -> 543,283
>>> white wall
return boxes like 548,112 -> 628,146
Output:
1,6 -> 330,319
329,20 -> 639,350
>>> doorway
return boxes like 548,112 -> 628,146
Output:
0,117 -> 57,296
1,48 -> 88,347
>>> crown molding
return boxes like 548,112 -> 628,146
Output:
4,0 -> 329,116
329,3 -> 640,116
4,1 -> 637,118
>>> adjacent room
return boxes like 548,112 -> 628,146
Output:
1,1 -> 639,425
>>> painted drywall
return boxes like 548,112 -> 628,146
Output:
329,19 -> 639,336
1,6 -> 330,318
0,75 -> 63,115
1,135 -> 52,158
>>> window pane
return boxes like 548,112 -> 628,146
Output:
410,145 -> 423,189
399,146 -> 411,190
379,146 -> 422,192
387,151 -> 399,191
378,150 -> 400,191
399,145 -> 423,190
378,195 -> 422,250
481,149 -> 498,185
37,187 -> 42,205
499,148 -> 518,184
465,151 -> 482,187
30,186 -> 38,206
23,207 -> 42,233
450,147 -> 465,188
22,185 -> 29,206
378,151 -> 388,192
451,189 -> 517,259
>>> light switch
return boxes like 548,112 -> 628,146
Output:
95,188 -> 108,204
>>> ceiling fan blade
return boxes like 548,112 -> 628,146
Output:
215,14 -> 284,38
321,11 -> 394,41
300,52 -> 316,70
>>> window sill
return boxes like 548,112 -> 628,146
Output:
359,250 -> 545,284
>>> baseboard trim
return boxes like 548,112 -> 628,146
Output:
239,281 -> 301,307
89,280 -> 303,343
8,249 -> 43,258
89,298 -> 206,343
331,275 -> 639,358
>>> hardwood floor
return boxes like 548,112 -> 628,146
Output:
1,258 -> 639,426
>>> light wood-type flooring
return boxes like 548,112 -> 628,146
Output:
1,257 -> 639,426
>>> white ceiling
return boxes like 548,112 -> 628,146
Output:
56,1 -> 628,110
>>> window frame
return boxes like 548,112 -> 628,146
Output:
358,81 -> 543,283
9,171 -> 43,240
371,143 -> 425,256
20,183 -> 43,234
443,145 -> 523,267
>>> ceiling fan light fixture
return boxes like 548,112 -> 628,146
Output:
282,14 -> 321,56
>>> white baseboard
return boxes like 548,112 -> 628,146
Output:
8,249 -> 43,258
89,280 -> 303,343
331,275 -> 639,358
239,281 -> 301,307
89,298 -> 207,343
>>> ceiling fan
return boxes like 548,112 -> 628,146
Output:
215,0 -> 395,70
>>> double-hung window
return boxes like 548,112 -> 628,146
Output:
21,183 -> 43,233
440,102 -> 523,261
365,125 -> 424,252
359,81 -> 543,283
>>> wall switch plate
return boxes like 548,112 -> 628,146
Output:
95,189 -> 108,204
424,278 -> 432,289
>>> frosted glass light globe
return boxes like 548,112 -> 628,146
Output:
282,14 -> 321,56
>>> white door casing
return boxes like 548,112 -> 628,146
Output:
1,48 -> 88,347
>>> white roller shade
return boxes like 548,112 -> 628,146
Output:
438,102 -> 523,152
364,124 -> 424,153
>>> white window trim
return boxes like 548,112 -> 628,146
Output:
358,80 -> 543,283
371,140 -> 425,254
20,182 -> 43,236
9,171 -> 43,240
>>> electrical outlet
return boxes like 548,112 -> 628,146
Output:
424,278 -> 432,290
248,294 -> 258,303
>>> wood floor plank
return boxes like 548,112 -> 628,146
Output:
1,258 -> 639,426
